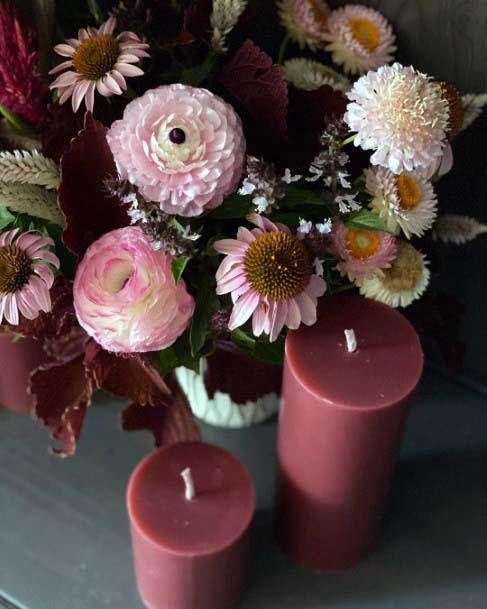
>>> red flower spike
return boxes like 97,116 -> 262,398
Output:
58,113 -> 129,256
84,341 -> 171,407
220,39 -> 288,138
122,374 -> 200,448
30,355 -> 93,457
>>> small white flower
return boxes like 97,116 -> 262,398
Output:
239,178 -> 257,195
313,257 -> 325,277
306,165 -> 323,182
337,171 -> 351,189
336,193 -> 361,213
316,218 -> 333,234
297,219 -> 313,238
253,195 -> 270,214
282,168 -> 302,184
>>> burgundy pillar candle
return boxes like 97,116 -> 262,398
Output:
0,331 -> 47,413
275,295 -> 423,571
127,442 -> 255,609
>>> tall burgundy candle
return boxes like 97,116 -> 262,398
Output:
127,442 -> 255,609
275,295 -> 423,571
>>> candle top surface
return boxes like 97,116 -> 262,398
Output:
127,442 -> 255,556
286,296 -> 423,410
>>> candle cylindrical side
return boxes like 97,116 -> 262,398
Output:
127,442 -> 255,609
0,332 -> 48,413
275,296 -> 423,571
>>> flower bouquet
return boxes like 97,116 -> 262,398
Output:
0,0 -> 486,452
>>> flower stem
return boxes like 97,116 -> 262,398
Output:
0,103 -> 36,138
277,34 -> 290,65
340,133 -> 357,147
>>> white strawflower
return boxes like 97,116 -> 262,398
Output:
433,214 -> 487,245
344,63 -> 449,175
277,0 -> 330,51
283,58 -> 350,93
359,241 -> 430,307
0,150 -> 60,190
210,0 -> 248,52
323,5 -> 396,75
366,166 -> 437,239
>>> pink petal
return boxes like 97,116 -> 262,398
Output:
228,290 -> 260,330
54,43 -> 76,57
252,302 -> 269,337
72,80 -> 91,112
85,82 -> 96,112
16,290 -> 39,320
104,74 -> 123,95
237,226 -> 256,244
36,250 -> 60,268
96,79 -> 112,97
213,239 -> 247,255
306,275 -> 327,299
50,71 -> 80,88
295,292 -> 317,326
17,232 -> 47,252
25,276 -> 52,313
3,294 -> 19,325
286,298 -> 302,330
0,295 -> 6,324
216,264 -> 245,285
216,272 -> 248,295
114,63 -> 144,77
100,16 -> 117,36
117,54 -> 142,64
215,256 -> 242,282
49,60 -> 73,75
270,300 -> 288,342
110,70 -> 127,91
32,263 -> 55,289
59,86 -> 75,105
0,228 -> 19,247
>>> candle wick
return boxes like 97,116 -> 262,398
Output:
180,467 -> 195,501
344,329 -> 357,353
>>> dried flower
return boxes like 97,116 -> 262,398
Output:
323,5 -> 396,75
278,0 -> 330,51
461,93 -> 487,132
0,183 -> 65,226
73,227 -> 195,353
0,3 -> 48,124
433,215 -> 487,245
210,0 -> 248,52
49,17 -> 149,112
107,84 -> 246,217
238,156 -> 287,214
345,63 -> 449,174
366,166 -> 437,238
359,241 -> 430,307
0,150 -> 59,190
214,214 -> 327,341
283,58 -> 350,92
307,118 -> 350,196
0,229 -> 59,325
336,192 -> 361,213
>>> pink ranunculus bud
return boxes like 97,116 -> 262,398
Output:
73,227 -> 195,353
106,84 -> 246,217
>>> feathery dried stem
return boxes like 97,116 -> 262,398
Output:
0,183 -> 65,226
433,214 -> 487,245
0,150 -> 60,189
210,0 -> 247,52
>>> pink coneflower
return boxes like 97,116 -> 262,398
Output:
214,214 -> 327,342
0,3 -> 48,124
0,229 -> 60,325
49,17 -> 149,113
329,222 -> 396,282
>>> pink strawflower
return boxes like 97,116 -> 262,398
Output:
107,84 -> 246,217
323,5 -> 396,75
344,63 -> 449,174
214,214 -> 327,342
278,0 -> 330,51
49,17 -> 149,113
0,229 -> 59,325
329,222 -> 396,281
0,3 -> 48,124
73,227 -> 194,353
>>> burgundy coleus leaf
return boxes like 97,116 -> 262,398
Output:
220,39 -> 288,138
31,354 -> 93,457
122,373 -> 200,447
58,112 -> 129,256
83,340 -> 171,407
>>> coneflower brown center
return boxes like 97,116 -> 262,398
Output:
0,245 -> 32,293
72,35 -> 120,81
438,81 -> 464,137
244,232 -> 313,300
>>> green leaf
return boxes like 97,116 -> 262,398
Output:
254,336 -> 285,365
212,195 -> 253,219
0,103 -> 36,137
345,209 -> 393,233
279,184 -> 325,209
231,328 -> 256,353
155,347 -> 179,376
0,206 -> 15,229
171,256 -> 190,283
180,53 -> 217,87
87,0 -> 104,23
173,334 -> 200,373
189,287 -> 218,358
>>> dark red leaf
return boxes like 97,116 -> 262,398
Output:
31,355 -> 93,457
84,340 -> 171,407
220,39 -> 288,138
58,113 -> 129,256
122,373 -> 200,447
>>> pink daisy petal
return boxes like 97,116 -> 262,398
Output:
25,275 -> 51,312
48,60 -> 74,75
214,239 -> 248,255
215,255 -> 242,282
32,263 -> 55,289
54,43 -> 76,57
215,272 -> 249,295
50,71 -> 80,88
236,226 -> 256,244
72,80 -> 91,112
270,300 -> 288,342
96,79 -> 112,97
16,290 -> 39,320
3,294 -> 19,325
228,289 -> 260,330
305,275 -> 327,299
100,16 -> 117,35
110,70 -> 127,91
252,302 -> 268,337
295,292 -> 317,326
114,63 -> 144,77
59,85 -> 75,105
85,82 -> 96,112
34,250 -> 59,269
286,298 -> 302,330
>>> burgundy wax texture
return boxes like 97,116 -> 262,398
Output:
0,332 -> 47,413
127,442 -> 255,609
275,296 -> 423,571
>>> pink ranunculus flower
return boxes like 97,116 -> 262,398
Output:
107,84 -> 246,217
73,227 -> 195,353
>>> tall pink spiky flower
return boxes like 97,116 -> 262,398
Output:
0,3 -> 48,125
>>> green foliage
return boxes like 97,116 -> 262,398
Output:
0,206 -> 15,229
231,328 -> 285,365
211,194 -> 253,219
345,209 -> 394,233
190,286 -> 219,357
171,256 -> 190,284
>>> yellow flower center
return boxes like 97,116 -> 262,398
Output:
438,81 -> 464,137
308,0 -> 328,25
349,18 -> 380,51
72,34 -> 120,81
0,245 -> 32,293
244,232 -> 313,301
396,174 -> 421,209
346,228 -> 380,259
382,242 -> 423,292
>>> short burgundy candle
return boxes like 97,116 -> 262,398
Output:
127,442 -> 255,609
275,296 -> 423,571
